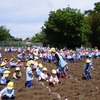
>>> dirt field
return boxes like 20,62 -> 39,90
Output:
0,50 -> 100,100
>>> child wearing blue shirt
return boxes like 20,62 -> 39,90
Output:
36,63 -> 43,77
29,51 -> 34,60
0,63 -> 7,76
0,70 -> 10,85
83,59 -> 92,80
0,81 -> 15,99
17,52 -> 22,60
9,58 -> 16,68
25,61 -> 33,87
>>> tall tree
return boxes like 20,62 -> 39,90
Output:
85,2 -> 100,47
42,7 -> 91,48
0,26 -> 14,41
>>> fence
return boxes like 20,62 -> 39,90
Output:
0,41 -> 43,47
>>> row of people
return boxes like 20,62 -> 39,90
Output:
16,47 -> 97,64
0,58 -> 23,70
25,60 -> 61,87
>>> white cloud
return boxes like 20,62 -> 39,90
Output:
5,23 -> 43,39
0,0 -> 99,39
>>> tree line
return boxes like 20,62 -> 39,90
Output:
0,26 -> 22,41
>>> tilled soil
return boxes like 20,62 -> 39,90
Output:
0,50 -> 100,100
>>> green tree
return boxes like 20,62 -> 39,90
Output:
85,2 -> 100,47
25,37 -> 30,41
31,31 -> 48,44
43,7 -> 91,48
0,25 -> 14,41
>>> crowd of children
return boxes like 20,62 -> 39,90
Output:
0,46 -> 98,99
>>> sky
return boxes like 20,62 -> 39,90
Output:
0,0 -> 99,40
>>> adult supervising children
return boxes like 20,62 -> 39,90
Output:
50,47 -> 68,78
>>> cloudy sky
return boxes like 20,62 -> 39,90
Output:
0,0 -> 99,40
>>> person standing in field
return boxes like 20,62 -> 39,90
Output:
50,47 -> 68,78
82,59 -> 92,80
25,61 -> 34,88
